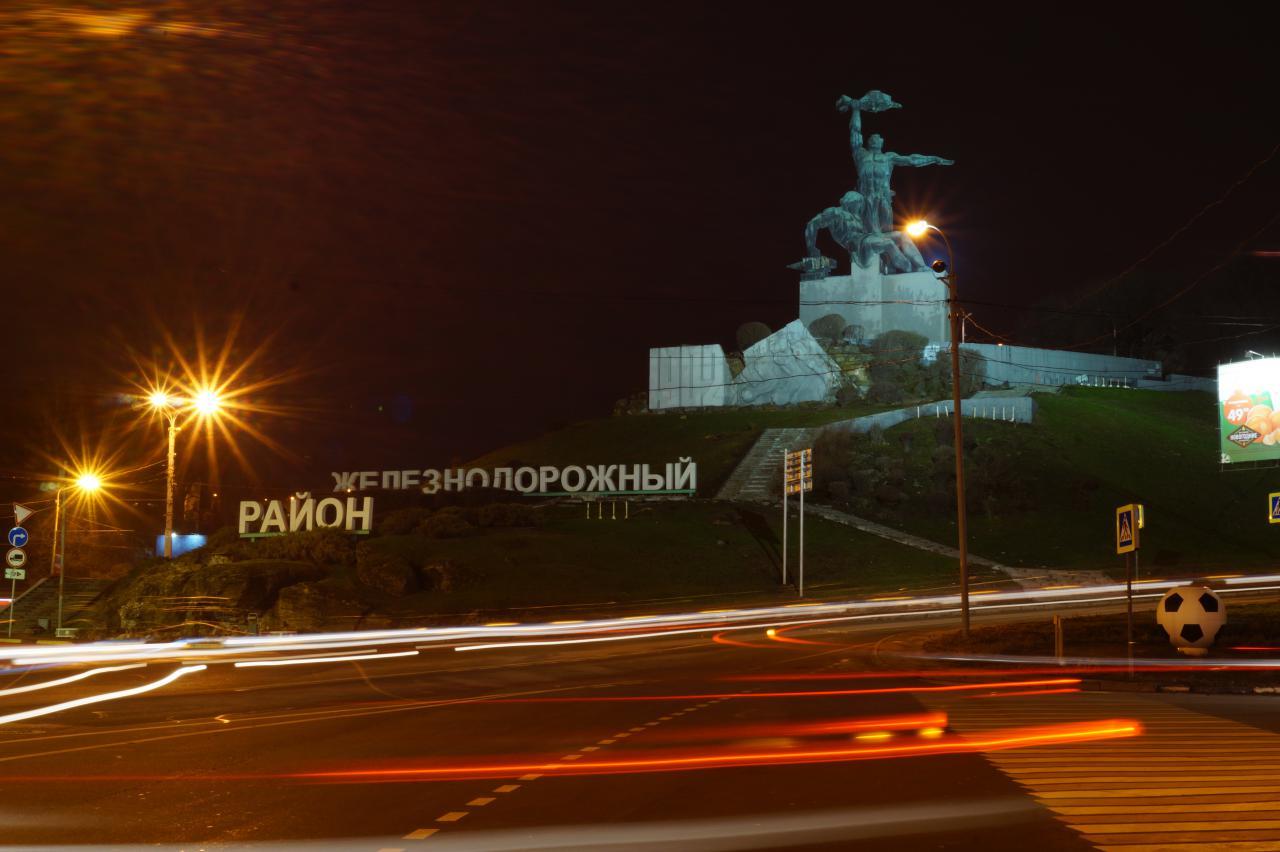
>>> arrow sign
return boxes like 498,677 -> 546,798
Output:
7,527 -> 27,548
13,504 -> 33,526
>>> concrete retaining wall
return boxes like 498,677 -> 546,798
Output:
962,343 -> 1160,388
824,395 -> 1035,435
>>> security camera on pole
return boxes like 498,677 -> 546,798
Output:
783,448 -> 813,597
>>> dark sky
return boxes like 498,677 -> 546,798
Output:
2,1 -> 1278,494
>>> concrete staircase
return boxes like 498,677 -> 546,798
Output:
3,577 -> 111,636
716,427 -> 814,503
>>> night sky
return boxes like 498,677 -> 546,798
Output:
2,2 -> 1278,497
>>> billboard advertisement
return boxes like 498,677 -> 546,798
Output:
1219,357 -> 1280,464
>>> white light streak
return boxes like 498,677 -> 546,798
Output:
0,665 -> 205,727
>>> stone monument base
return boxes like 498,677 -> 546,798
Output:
799,265 -> 949,346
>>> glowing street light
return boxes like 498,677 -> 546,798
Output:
147,386 -> 224,558
49,470 -> 107,633
906,218 -> 970,638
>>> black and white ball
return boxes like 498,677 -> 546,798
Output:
1156,585 -> 1225,655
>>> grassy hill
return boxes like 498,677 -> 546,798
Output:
825,388 -> 1280,573
466,404 -> 886,496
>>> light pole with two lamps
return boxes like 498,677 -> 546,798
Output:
906,219 -> 971,638
147,389 -> 222,559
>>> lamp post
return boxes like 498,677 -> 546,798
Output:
907,220 -> 970,638
147,388 -> 221,558
51,472 -> 102,631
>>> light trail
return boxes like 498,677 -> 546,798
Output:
466,678 -> 1081,704
288,718 -> 1142,782
0,664 -> 145,697
234,650 -> 418,668
2,572 -> 1277,670
0,665 -> 205,727
647,712 -> 950,743
0,718 -> 1138,784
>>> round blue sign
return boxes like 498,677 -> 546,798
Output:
7,527 -> 28,548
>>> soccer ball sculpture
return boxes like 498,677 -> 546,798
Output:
1156,585 -> 1225,655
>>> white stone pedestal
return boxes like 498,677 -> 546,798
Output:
799,266 -> 949,345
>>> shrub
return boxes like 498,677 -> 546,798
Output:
807,313 -> 847,345
476,503 -> 537,528
417,512 -> 475,539
736,322 -> 772,351
868,330 -> 931,404
355,541 -> 417,595
378,507 -> 433,536
239,529 -> 355,566
835,385 -> 862,406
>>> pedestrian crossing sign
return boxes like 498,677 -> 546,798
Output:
1116,504 -> 1138,554
1270,492 -> 1280,525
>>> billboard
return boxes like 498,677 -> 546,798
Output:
1219,358 -> 1280,464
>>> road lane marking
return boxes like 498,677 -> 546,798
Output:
614,732 -> 631,738
581,746 -> 599,752
466,797 -> 495,807
403,828 -> 438,839
560,753 -> 582,760
493,784 -> 520,793
436,812 -> 467,822
518,773 -> 542,781
598,738 -> 616,744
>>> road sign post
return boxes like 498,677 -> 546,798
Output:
1116,503 -> 1141,676
782,448 -> 788,587
1270,492 -> 1280,525
784,449 -> 813,597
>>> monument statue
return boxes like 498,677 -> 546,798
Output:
802,190 -> 927,274
837,90 -> 954,234
791,89 -> 954,279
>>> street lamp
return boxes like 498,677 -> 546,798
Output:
147,387 -> 222,558
49,471 -> 103,632
907,219 -> 971,638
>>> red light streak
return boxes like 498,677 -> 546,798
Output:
765,626 -> 842,647
966,688 -> 1081,699
287,718 -> 1142,782
712,632 -> 773,649
650,712 -> 949,742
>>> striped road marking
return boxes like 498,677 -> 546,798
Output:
925,691 -> 1280,850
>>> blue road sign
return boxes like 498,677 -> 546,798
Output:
6,527 -> 27,548
1116,504 -> 1138,554
1270,492 -> 1280,525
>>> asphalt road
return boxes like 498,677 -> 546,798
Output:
0,612 -> 1277,851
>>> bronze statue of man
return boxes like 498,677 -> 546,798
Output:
836,90 -> 953,234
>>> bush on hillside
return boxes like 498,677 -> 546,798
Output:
417,511 -> 475,539
378,507 -> 433,536
356,540 -> 417,595
867,330 -> 930,404
808,313 -> 847,345
239,528 -> 355,566
736,322 -> 772,351
476,503 -> 537,528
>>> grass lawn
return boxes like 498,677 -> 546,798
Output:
850,388 -> 1280,574
466,404 -> 889,496
367,501 -> 987,618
